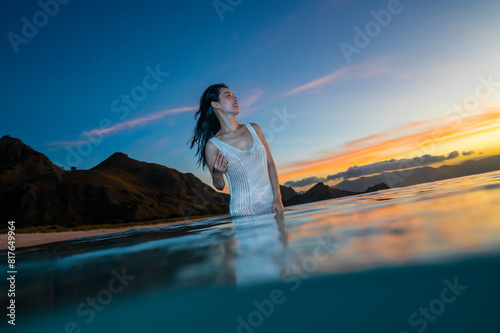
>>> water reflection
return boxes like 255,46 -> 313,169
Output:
227,212 -> 292,285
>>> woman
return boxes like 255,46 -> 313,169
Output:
188,83 -> 285,217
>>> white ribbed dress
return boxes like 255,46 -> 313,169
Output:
208,123 -> 275,217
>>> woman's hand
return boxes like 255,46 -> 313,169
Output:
213,151 -> 229,176
272,197 -> 285,215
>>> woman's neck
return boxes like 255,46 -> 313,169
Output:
218,116 -> 240,135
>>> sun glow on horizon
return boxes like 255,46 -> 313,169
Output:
278,108 -> 500,191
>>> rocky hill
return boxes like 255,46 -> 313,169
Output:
0,136 -> 230,228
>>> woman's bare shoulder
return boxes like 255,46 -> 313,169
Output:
248,122 -> 262,131
205,139 -> 217,149
205,140 -> 220,154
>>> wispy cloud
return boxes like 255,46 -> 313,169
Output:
281,56 -> 463,98
47,106 -> 197,148
85,106 -> 197,137
46,139 -> 91,150
238,88 -> 266,117
283,56 -> 393,96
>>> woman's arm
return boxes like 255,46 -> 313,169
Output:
205,141 -> 228,191
251,123 -> 285,214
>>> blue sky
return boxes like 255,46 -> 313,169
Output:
1,0 -> 499,191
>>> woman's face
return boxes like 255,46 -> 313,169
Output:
213,88 -> 239,114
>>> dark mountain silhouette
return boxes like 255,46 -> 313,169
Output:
284,182 -> 352,206
283,182 -> 371,206
279,184 -> 298,203
0,136 -> 229,228
364,183 -> 391,193
0,135 -> 63,183
334,155 -> 500,192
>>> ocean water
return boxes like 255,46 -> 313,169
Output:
2,170 -> 500,332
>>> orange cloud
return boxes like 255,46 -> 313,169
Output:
278,108 -> 500,186
343,118 -> 441,151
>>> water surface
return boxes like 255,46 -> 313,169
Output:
2,171 -> 500,332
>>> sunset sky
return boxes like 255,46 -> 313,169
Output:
1,0 -> 499,194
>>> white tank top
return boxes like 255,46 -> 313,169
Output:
208,123 -> 275,216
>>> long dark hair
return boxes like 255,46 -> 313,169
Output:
187,83 -> 227,170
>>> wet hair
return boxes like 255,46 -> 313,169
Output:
187,83 -> 227,170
